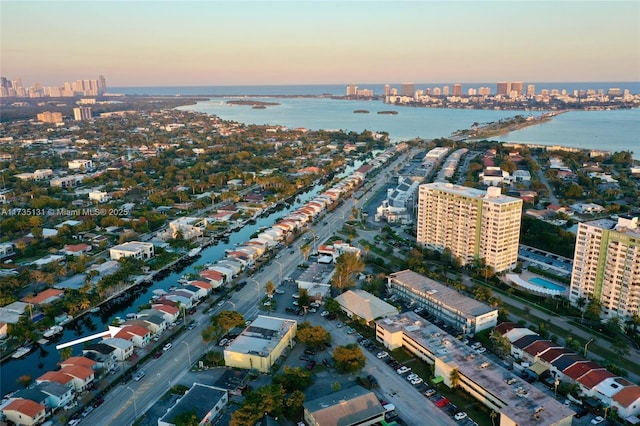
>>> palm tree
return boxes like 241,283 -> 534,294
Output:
576,296 -> 587,322
449,368 -> 461,389
490,410 -> 497,426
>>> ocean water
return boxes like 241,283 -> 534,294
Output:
111,82 -> 640,96
178,97 -> 640,159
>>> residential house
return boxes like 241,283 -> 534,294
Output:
102,337 -> 134,361
1,399 -> 47,426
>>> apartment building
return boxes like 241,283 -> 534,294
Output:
375,313 -> 574,426
416,183 -> 522,272
387,270 -> 498,335
570,215 -> 640,319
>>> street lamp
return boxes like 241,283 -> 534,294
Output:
554,377 -> 560,398
274,260 -> 284,284
181,341 -> 192,366
126,386 -> 137,418
584,338 -> 594,357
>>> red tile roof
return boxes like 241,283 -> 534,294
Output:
200,270 -> 224,282
63,243 -> 91,253
21,288 -> 64,305
563,361 -> 603,380
37,371 -> 74,385
61,365 -> 94,380
59,356 -> 96,369
4,398 -> 45,417
494,322 -> 520,335
189,280 -> 212,290
577,369 -> 616,389
153,304 -> 179,315
118,325 -> 150,338
523,340 -> 557,357
538,348 -> 572,363
612,385 -> 640,407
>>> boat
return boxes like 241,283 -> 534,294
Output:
59,315 -> 73,326
126,313 -> 137,319
12,345 -> 34,359
89,307 -> 100,313
43,325 -> 63,338
177,276 -> 189,285
188,247 -> 202,257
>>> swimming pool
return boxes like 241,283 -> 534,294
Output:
529,277 -> 566,292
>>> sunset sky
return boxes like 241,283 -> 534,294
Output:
2,1 -> 639,87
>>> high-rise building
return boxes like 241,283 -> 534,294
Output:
73,106 -> 92,121
98,75 -> 107,94
37,111 -> 63,123
452,84 -> 462,96
346,84 -> 358,96
400,82 -> 415,97
443,86 -> 450,96
527,84 -> 536,97
511,81 -> 523,95
416,183 -> 522,272
384,84 -> 391,97
496,82 -> 510,96
570,216 -> 640,319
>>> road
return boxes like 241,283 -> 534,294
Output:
83,149 -> 415,426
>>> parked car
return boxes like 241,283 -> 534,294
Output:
218,338 -> 229,346
396,366 -> 411,374
133,371 -> 145,381
306,361 -> 316,370
275,289 -> 285,294
304,349 -> 316,355
435,397 -> 450,407
163,343 -> 173,351
424,389 -> 437,398
377,351 -> 389,359
320,310 -> 329,317
410,377 -> 423,385
454,412 -> 467,421
591,416 -> 604,425
476,347 -> 487,354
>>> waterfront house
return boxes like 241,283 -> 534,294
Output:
21,288 -> 65,306
115,325 -> 151,348
36,381 -> 74,411
102,337 -> 134,361
1,399 -> 47,426
35,371 -> 75,390
109,241 -> 154,261
59,365 -> 95,391
152,304 -> 180,324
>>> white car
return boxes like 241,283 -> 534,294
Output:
407,373 -> 419,380
162,343 -> 172,351
376,351 -> 389,359
410,377 -> 423,385
476,347 -> 487,354
454,412 -> 468,421
396,366 -> 411,374
133,371 -> 145,381
320,310 -> 329,317
275,289 -> 285,294
591,416 -> 604,425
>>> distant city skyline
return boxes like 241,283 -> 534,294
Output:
2,1 -> 639,87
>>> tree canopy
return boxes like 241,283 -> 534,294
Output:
332,344 -> 366,373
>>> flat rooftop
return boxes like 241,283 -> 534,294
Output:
378,312 -> 574,426
159,383 -> 226,424
422,182 -> 521,205
225,315 -> 296,357
389,270 -> 497,318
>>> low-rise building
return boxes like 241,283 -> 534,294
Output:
334,289 -> 398,326
387,270 -> 498,335
303,385 -> 385,426
88,190 -> 110,203
158,383 -> 228,426
224,315 -> 297,373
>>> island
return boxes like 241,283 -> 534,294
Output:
353,110 -> 370,114
377,110 -> 398,115
227,100 -> 280,107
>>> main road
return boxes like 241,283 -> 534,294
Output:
84,148 -> 415,426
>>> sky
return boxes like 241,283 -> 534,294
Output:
2,1 -> 640,87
